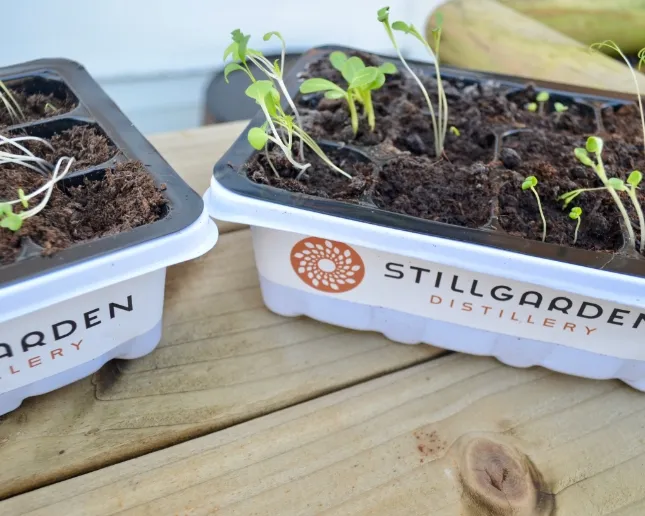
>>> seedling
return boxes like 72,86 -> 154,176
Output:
299,52 -> 396,134
0,134 -> 54,175
449,126 -> 460,137
626,170 -> 645,252
569,207 -> 583,245
378,6 -> 448,157
245,80 -> 351,180
527,91 -> 549,114
554,102 -> 568,113
0,156 -> 75,232
521,175 -> 546,242
526,103 -> 537,113
0,80 -> 24,124
591,41 -> 645,153
44,102 -> 57,114
572,136 -> 636,249
225,29 -> 306,160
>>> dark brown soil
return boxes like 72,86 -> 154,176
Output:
0,85 -> 76,128
247,50 -> 645,255
17,124 -> 117,171
0,161 -> 166,265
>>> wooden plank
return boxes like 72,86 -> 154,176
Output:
6,354 -> 645,515
0,229 -> 440,500
148,121 -> 249,234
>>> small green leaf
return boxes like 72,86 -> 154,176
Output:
586,136 -> 603,154
351,67 -> 379,89
628,170 -> 643,187
608,177 -> 627,191
248,127 -> 269,150
434,12 -> 444,29
569,207 -> 582,220
264,90 -> 280,117
554,102 -> 568,113
341,57 -> 366,84
449,126 -> 460,137
18,188 -> 28,208
377,6 -> 390,23
224,62 -> 245,83
223,42 -> 237,62
574,147 -> 594,167
263,31 -> 284,43
324,90 -> 347,100
521,176 -> 538,190
245,80 -> 274,102
299,78 -> 346,95
378,62 -> 397,75
536,91 -> 550,102
231,29 -> 250,62
368,70 -> 386,91
526,102 -> 537,112
0,203 -> 13,216
392,21 -> 411,33
0,213 -> 22,232
329,51 -> 348,72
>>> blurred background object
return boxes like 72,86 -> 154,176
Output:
3,0 -> 443,134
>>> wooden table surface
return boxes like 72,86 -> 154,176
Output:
2,122 -> 645,515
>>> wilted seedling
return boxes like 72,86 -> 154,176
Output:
299,52 -> 396,134
0,80 -> 24,124
449,126 -> 460,137
554,102 -> 568,113
0,157 -> 75,232
571,136 -> 637,249
591,41 -> 645,154
626,170 -> 645,252
378,6 -> 448,157
521,175 -> 546,242
569,206 -> 583,245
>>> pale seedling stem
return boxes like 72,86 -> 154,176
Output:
626,171 -> 645,252
264,144 -> 279,178
569,207 -> 582,245
522,176 -> 546,242
0,80 -> 24,123
591,41 -> 645,153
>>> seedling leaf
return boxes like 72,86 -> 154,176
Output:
377,6 -> 390,23
521,176 -> 538,190
628,170 -> 643,187
299,78 -> 346,96
18,188 -> 28,208
569,207 -> 582,220
536,91 -> 550,102
369,70 -> 386,90
378,62 -> 397,75
554,102 -> 568,113
341,57 -> 366,84
527,103 -> 537,112
245,80 -> 275,102
574,147 -> 594,167
248,127 -> 269,150
351,68 -> 379,89
586,136 -> 603,154
223,42 -> 237,61
608,177 -> 627,191
330,51 -> 348,72
449,126 -> 460,136
392,21 -> 411,33
224,63 -> 245,83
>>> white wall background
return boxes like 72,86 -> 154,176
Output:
4,0 -> 444,133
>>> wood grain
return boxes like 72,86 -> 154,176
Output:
0,230 -> 440,500
5,354 -> 645,515
148,121 -> 249,234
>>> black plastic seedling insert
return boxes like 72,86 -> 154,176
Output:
214,46 -> 645,279
0,59 -> 204,287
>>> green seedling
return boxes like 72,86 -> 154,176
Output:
554,102 -> 568,113
591,41 -> 645,153
378,6 -> 448,157
526,103 -> 537,112
626,170 -> 645,253
572,136 -> 636,249
300,52 -> 396,134
449,126 -> 460,137
530,91 -> 549,114
245,80 -> 351,180
0,156 -> 75,232
225,29 -> 305,160
569,207 -> 583,245
0,80 -> 24,123
44,102 -> 57,114
521,175 -> 547,242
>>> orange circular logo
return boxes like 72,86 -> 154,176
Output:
290,237 -> 365,293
